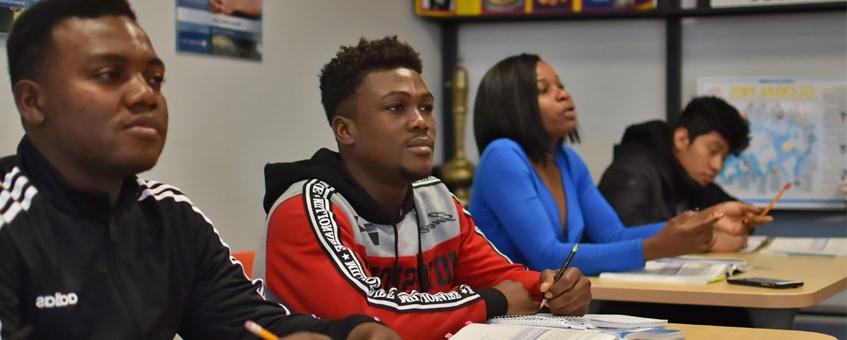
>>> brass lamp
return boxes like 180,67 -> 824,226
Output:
440,62 -> 475,206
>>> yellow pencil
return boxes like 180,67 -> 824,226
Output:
244,320 -> 279,340
760,182 -> 791,216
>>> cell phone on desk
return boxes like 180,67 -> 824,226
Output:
727,277 -> 804,289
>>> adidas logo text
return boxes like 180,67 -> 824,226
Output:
35,292 -> 78,308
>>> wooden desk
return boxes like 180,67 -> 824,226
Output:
589,252 -> 847,328
668,323 -> 836,340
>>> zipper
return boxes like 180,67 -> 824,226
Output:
104,214 -> 144,338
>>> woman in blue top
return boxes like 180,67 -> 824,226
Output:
469,54 -> 765,275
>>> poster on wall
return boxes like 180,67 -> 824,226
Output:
698,77 -> 847,209
0,0 -> 37,35
176,0 -> 262,61
710,0 -> 846,8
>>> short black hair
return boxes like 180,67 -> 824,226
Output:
6,0 -> 137,87
473,53 -> 578,164
319,36 -> 422,122
674,96 -> 750,155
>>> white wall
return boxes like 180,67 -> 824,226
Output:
459,20 -> 666,179
459,12 -> 846,181
0,1 -> 442,252
681,12 -> 847,100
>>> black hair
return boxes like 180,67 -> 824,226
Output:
6,0 -> 137,87
319,36 -> 422,122
674,96 -> 750,155
473,53 -> 579,164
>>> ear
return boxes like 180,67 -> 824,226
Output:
332,115 -> 356,146
672,127 -> 690,152
13,80 -> 47,127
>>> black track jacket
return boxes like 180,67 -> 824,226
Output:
0,138 -> 374,340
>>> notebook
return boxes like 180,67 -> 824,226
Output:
489,313 -> 667,330
598,256 -> 749,285
450,323 -> 683,340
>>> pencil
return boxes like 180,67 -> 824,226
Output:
760,182 -> 791,217
244,320 -> 279,340
540,243 -> 579,310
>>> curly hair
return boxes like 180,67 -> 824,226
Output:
674,96 -> 750,155
319,36 -> 422,122
6,0 -> 137,87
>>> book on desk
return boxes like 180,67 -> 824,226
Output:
597,256 -> 750,285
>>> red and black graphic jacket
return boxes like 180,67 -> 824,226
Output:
258,149 -> 542,340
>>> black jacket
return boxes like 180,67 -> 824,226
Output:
597,120 -> 734,226
0,138 -> 373,340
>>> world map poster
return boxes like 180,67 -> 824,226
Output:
699,77 -> 846,209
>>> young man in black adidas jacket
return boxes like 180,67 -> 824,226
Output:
0,1 -> 395,339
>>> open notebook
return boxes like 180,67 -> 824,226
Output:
598,256 -> 749,285
489,313 -> 667,330
450,323 -> 683,340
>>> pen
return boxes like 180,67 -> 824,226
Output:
760,182 -> 791,217
245,320 -> 279,340
540,243 -> 579,310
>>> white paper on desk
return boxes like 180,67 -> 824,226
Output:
666,256 -> 751,272
739,235 -> 770,253
598,260 -> 734,285
763,237 -> 847,257
451,323 -> 682,340
450,323 -> 616,340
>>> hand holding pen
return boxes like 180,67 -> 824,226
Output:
538,243 -> 591,316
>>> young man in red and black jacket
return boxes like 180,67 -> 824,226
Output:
258,36 -> 592,340
0,1 -> 395,339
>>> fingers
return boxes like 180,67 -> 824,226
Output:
544,268 -> 582,300
546,275 -> 591,315
747,213 -> 773,225
740,203 -> 760,214
668,210 -> 696,226
539,269 -> 556,293
710,229 -> 748,252
690,212 -> 719,251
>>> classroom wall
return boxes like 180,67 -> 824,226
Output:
0,4 -> 843,253
0,0 -> 442,252
458,12 -> 847,181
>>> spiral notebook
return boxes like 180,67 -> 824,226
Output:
451,323 -> 683,340
489,313 -> 667,330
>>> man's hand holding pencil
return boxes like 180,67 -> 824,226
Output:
706,201 -> 773,236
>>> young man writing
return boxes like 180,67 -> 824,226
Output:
259,36 -> 592,340
0,1 -> 395,339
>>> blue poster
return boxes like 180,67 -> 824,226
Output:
176,0 -> 262,61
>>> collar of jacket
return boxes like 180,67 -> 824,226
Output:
17,137 -> 140,220
618,120 -> 704,198
263,148 -> 414,225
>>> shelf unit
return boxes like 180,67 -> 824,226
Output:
420,1 -> 846,159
